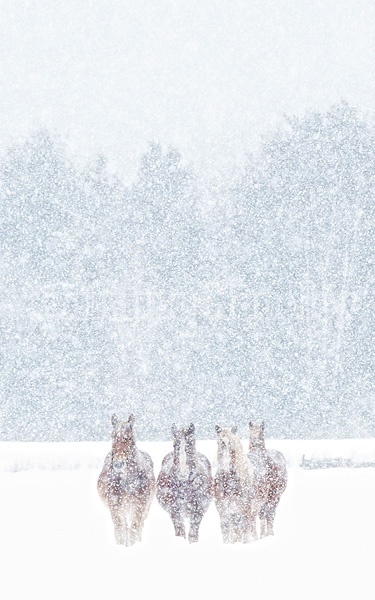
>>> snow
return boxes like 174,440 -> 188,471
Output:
1,438 -> 375,472
1,440 -> 374,599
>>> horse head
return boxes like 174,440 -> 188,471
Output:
171,424 -> 188,475
215,425 -> 238,470
111,413 -> 136,468
184,423 -> 197,468
248,421 -> 266,452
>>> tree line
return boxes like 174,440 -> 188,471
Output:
0,101 -> 373,441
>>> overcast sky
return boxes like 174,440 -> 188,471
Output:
1,0 -> 374,181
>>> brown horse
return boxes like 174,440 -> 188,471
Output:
213,425 -> 256,543
156,423 -> 212,543
97,414 -> 155,545
248,421 -> 287,538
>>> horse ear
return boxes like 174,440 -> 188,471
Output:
171,423 -> 178,437
231,425 -> 238,435
111,413 -> 118,428
187,423 -> 195,435
249,421 -> 252,428
261,421 -> 265,432
215,425 -> 222,435
128,414 -> 135,427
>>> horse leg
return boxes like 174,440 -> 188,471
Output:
239,500 -> 255,543
128,507 -> 143,545
222,518 -> 231,543
247,499 -> 258,541
217,503 -> 231,543
228,503 -> 244,543
188,509 -> 204,543
265,503 -> 274,536
110,507 -> 126,545
170,505 -> 186,538
265,495 -> 281,536
259,502 -> 268,538
265,482 -> 284,536
232,512 -> 243,543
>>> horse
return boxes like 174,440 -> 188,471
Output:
248,421 -> 287,538
97,413 -> 155,545
156,423 -> 213,543
213,425 -> 256,543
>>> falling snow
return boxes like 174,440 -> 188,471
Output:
1,102 -> 373,441
1,4 -> 374,600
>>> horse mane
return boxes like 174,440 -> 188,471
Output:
230,431 -> 253,485
218,428 -> 253,487
185,426 -> 198,469
171,424 -> 199,471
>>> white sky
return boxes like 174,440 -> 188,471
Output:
1,0 -> 374,181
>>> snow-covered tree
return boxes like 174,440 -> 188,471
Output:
231,102 -> 374,436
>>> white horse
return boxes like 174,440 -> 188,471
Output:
213,426 -> 256,543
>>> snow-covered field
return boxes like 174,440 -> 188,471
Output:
1,440 -> 374,600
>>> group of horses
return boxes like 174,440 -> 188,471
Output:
97,414 -> 287,546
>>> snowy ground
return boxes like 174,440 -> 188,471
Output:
1,440 -> 374,600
